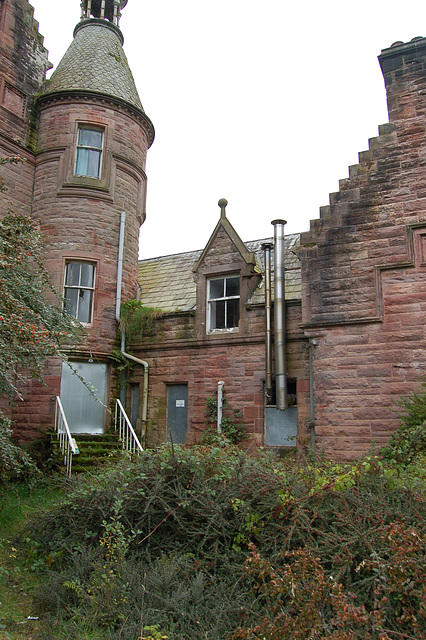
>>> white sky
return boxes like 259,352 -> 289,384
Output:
32,0 -> 426,259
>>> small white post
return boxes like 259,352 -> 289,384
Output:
217,381 -> 224,434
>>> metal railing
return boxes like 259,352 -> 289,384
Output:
114,399 -> 144,455
55,396 -> 79,476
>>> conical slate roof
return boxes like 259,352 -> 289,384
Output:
43,20 -> 144,113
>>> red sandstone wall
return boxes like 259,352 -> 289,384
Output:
300,38 -> 426,458
34,98 -> 149,355
0,0 -> 48,149
0,0 -> 48,219
130,301 -> 309,448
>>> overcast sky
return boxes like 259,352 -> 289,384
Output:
32,0 -> 426,259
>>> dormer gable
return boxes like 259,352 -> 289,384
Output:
193,199 -> 261,339
193,199 -> 257,273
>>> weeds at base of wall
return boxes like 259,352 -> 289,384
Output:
201,390 -> 249,445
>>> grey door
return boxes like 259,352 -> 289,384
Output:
166,384 -> 188,444
60,362 -> 107,434
130,383 -> 140,432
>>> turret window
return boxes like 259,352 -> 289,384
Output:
208,275 -> 240,331
64,261 -> 96,324
75,127 -> 104,178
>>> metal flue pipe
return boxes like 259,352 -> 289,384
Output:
272,219 -> 287,410
262,243 -> 273,402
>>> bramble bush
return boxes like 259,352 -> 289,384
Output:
21,441 -> 426,640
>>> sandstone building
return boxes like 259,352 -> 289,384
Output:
0,0 -> 154,440
0,0 -> 425,459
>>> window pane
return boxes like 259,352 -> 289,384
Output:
211,300 -> 225,329
77,289 -> 93,323
76,148 -> 101,178
64,287 -> 78,317
78,128 -> 103,149
209,279 -> 224,300
65,262 -> 81,286
75,148 -> 89,176
79,263 -> 95,288
226,276 -> 239,297
226,298 -> 239,328
86,149 -> 101,178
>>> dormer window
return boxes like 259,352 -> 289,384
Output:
208,275 -> 240,331
75,127 -> 104,178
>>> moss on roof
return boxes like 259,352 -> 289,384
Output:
138,235 -> 301,313
43,20 -> 144,113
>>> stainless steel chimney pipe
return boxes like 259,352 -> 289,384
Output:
262,242 -> 273,401
272,219 -> 287,410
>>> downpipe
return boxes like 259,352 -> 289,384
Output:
116,211 -> 149,445
217,380 -> 224,434
120,333 -> 149,446
309,339 -> 316,451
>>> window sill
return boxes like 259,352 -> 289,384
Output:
207,327 -> 239,335
58,178 -> 113,203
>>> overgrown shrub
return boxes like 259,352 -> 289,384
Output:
201,390 -> 249,445
120,300 -> 163,342
0,409 -> 39,483
382,378 -> 426,467
23,446 -> 426,639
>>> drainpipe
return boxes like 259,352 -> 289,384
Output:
120,333 -> 149,445
115,212 -> 126,323
217,381 -> 224,434
115,211 -> 149,445
272,219 -> 287,410
309,339 -> 316,450
262,243 -> 273,402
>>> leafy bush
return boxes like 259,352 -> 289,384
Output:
120,300 -> 163,342
0,410 -> 39,483
382,378 -> 426,466
201,390 -> 249,445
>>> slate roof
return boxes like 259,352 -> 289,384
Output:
138,234 -> 301,313
43,20 -> 144,113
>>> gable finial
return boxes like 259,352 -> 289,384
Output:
218,198 -> 228,219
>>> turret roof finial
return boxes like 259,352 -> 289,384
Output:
80,0 -> 128,26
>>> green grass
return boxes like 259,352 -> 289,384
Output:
0,478 -> 66,640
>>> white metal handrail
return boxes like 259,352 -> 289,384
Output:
114,399 -> 144,454
55,396 -> 79,476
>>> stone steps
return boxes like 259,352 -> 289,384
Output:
52,432 -> 124,474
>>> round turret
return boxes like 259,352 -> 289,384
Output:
29,1 -> 155,435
